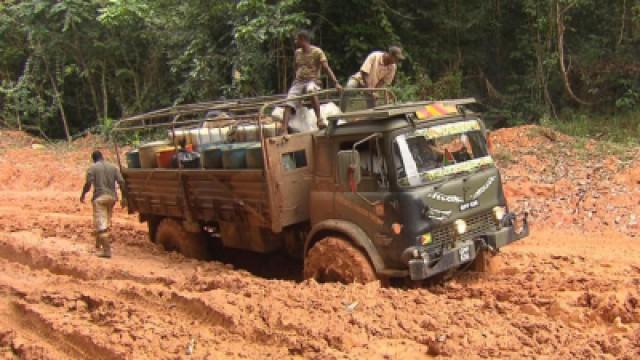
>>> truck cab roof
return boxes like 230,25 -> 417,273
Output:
324,98 -> 481,137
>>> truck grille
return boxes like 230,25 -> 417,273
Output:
426,210 -> 497,259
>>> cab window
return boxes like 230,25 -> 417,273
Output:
339,139 -> 387,191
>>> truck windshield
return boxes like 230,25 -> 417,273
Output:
394,119 -> 492,187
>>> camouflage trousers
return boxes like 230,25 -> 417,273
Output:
93,194 -> 115,257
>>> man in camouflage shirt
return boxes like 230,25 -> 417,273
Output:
283,30 -> 342,133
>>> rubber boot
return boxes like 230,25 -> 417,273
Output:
94,232 -> 103,253
97,232 -> 112,258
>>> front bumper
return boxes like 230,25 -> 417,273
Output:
486,212 -> 530,249
408,212 -> 529,281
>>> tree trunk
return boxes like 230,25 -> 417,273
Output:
531,7 -> 557,118
76,51 -> 101,121
48,71 -> 71,143
88,73 -> 102,122
16,108 -> 22,131
618,0 -> 627,47
556,1 -> 591,106
101,61 -> 108,125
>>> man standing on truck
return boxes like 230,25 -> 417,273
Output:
80,150 -> 126,258
282,30 -> 342,134
346,46 -> 405,108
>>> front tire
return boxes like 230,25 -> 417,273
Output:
304,236 -> 377,284
155,218 -> 211,260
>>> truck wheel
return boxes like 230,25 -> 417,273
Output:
304,236 -> 377,284
155,218 -> 211,260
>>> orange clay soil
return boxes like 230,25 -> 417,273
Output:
0,127 -> 639,359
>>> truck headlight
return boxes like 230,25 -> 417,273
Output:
454,219 -> 467,235
493,206 -> 507,221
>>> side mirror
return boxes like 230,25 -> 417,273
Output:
337,150 -> 361,191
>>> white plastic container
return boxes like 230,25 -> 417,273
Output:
229,123 -> 278,142
189,127 -> 230,150
138,140 -> 171,168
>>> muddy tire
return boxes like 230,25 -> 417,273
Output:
470,249 -> 494,273
155,218 -> 211,260
304,236 -> 377,284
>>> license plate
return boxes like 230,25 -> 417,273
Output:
459,199 -> 479,211
459,246 -> 471,262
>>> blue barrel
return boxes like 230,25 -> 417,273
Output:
245,143 -> 264,169
201,144 -> 229,169
222,143 -> 252,169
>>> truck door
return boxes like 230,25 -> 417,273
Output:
335,136 -> 389,247
264,133 -> 314,232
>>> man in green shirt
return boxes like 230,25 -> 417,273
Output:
283,30 -> 342,133
80,150 -> 126,258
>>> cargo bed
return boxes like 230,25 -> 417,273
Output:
124,169 -> 272,227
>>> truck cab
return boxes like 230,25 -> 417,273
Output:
303,99 -> 529,281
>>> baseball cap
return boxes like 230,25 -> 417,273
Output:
389,46 -> 406,61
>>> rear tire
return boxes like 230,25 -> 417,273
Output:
304,236 -> 377,284
155,218 -> 211,260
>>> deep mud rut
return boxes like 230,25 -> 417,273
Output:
1,128 -> 639,359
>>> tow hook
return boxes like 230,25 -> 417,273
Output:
501,212 -> 529,235
474,237 -> 497,255
500,213 -> 516,228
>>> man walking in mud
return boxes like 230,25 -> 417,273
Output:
80,150 -> 126,258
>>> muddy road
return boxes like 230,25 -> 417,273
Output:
0,128 -> 639,359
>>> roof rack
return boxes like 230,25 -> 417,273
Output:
113,88 -> 400,133
258,88 -> 397,118
326,97 -> 478,124
112,94 -> 287,133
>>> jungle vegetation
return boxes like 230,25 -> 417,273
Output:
1,0 -> 638,141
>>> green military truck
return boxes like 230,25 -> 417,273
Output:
113,89 -> 528,283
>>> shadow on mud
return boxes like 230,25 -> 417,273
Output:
197,237 -> 486,287
203,242 -> 486,287
208,246 -> 303,282
385,270 -> 482,289
207,249 -> 483,289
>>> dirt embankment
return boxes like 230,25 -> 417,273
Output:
493,125 -> 640,238
0,128 -> 639,359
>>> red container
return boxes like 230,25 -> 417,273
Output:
155,147 -> 176,168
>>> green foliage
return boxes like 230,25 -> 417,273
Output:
232,0 -> 309,96
98,0 -> 151,26
616,87 -> 640,112
493,148 -> 514,163
546,110 -> 640,145
0,0 -> 639,140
